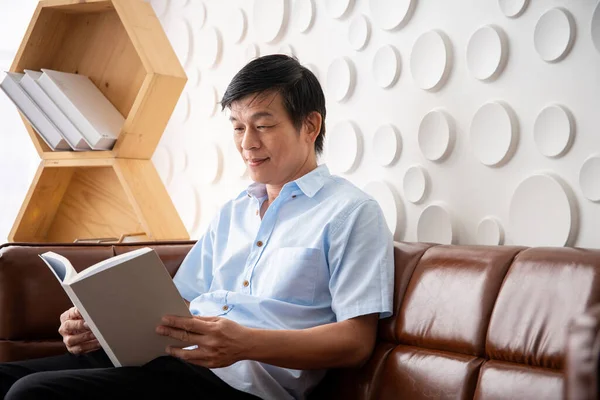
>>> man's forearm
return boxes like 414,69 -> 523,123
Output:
243,315 -> 377,370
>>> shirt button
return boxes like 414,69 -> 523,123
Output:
292,195 -> 297,198
247,194 -> 251,198
256,241 -> 263,247
243,280 -> 249,287
222,305 -> 229,311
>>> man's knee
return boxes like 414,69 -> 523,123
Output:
5,372 -> 57,400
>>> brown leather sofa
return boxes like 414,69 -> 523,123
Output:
0,241 -> 598,399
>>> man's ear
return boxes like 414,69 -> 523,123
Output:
303,111 -> 322,143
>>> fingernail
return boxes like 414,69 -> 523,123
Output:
156,326 -> 164,334
83,322 -> 89,328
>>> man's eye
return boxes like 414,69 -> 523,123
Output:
233,127 -> 244,132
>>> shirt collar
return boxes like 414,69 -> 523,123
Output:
237,164 -> 330,200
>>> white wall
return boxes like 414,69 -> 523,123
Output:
1,0 -> 599,248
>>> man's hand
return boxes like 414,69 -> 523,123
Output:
58,307 -> 100,355
156,315 -> 249,368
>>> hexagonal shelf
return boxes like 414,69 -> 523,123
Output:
7,0 -> 189,242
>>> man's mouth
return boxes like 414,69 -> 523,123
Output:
247,158 -> 269,167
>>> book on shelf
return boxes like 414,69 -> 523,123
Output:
39,247 -> 192,367
36,68 -> 124,151
21,70 -> 91,151
0,72 -> 71,151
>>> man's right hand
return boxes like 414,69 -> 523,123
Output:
58,307 -> 100,355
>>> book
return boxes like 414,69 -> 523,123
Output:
36,69 -> 124,150
39,247 -> 192,367
21,70 -> 92,151
0,72 -> 71,151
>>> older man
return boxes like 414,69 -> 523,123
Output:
0,55 -> 394,400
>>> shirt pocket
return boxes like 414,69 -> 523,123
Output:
263,247 -> 322,305
190,290 -> 235,317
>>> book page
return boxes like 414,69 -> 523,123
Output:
39,252 -> 77,284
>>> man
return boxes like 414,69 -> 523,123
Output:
0,55 -> 394,399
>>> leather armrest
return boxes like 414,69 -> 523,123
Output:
565,303 -> 600,400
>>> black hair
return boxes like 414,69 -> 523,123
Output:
221,54 -> 326,156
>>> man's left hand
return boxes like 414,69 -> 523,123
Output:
156,315 -> 249,368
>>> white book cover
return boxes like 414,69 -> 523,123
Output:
0,72 -> 70,151
39,247 -> 192,367
21,70 -> 92,151
37,69 -> 124,151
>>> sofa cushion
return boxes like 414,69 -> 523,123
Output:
376,345 -> 483,400
397,245 -> 523,357
486,247 -> 600,370
0,245 -> 115,340
473,360 -> 562,400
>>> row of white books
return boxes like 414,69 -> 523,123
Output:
0,69 -> 125,151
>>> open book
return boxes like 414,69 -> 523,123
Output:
39,247 -> 192,367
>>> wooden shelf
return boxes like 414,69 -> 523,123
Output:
9,159 -> 188,243
7,0 -> 189,243
10,0 -> 186,160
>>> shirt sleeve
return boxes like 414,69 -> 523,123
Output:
327,199 -> 394,322
173,217 -> 217,302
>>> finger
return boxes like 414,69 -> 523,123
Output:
63,319 -> 87,333
166,346 -> 222,368
64,331 -> 96,347
68,307 -> 82,320
161,315 -> 213,334
69,339 -> 100,355
155,326 -> 200,343
192,316 -> 220,323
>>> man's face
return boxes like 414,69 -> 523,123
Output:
229,91 -> 316,186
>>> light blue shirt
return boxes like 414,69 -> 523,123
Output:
173,164 -> 394,400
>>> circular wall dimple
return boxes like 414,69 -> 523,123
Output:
348,14 -> 371,51
362,181 -> 402,237
253,0 -> 287,43
580,155 -> 600,202
152,145 -> 174,186
508,173 -> 577,246
534,7 -> 575,63
369,0 -> 415,30
403,165 -> 428,204
418,110 -> 454,162
498,0 -> 529,18
195,27 -> 223,69
592,1 -> 600,54
326,57 -> 355,102
467,25 -> 507,81
326,121 -> 362,173
417,203 -> 455,244
372,124 -> 401,166
325,0 -> 354,19
410,30 -> 452,91
534,104 -> 574,158
477,217 -> 504,245
372,45 -> 401,88
470,101 -> 517,166
293,0 -> 315,33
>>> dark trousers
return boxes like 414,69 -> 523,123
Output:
0,350 -> 259,399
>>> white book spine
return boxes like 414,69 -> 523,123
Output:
37,69 -> 121,151
20,70 -> 92,151
0,72 -> 70,151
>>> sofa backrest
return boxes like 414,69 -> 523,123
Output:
313,243 -> 600,400
1,241 -> 599,400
